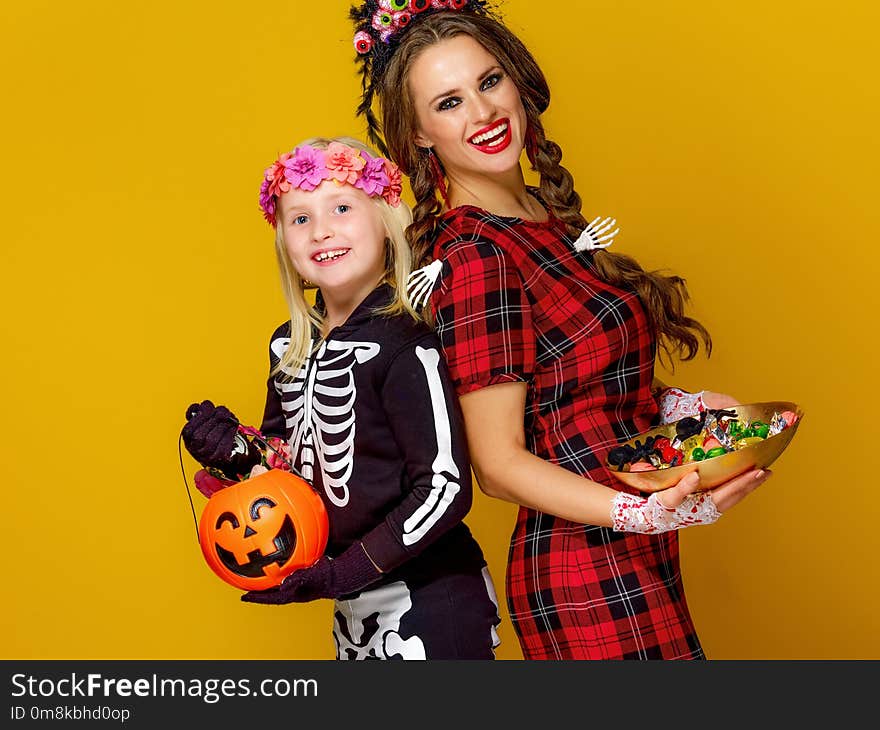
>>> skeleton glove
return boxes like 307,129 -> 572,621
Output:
181,399 -> 262,480
611,491 -> 721,534
240,542 -> 383,604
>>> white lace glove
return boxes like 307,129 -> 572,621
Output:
657,387 -> 707,424
611,491 -> 721,534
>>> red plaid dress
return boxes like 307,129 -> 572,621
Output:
430,203 -> 704,660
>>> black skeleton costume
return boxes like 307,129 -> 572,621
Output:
259,283 -> 501,659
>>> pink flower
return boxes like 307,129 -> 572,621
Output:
259,178 -> 276,224
265,436 -> 293,472
382,159 -> 402,207
354,153 -> 390,197
237,424 -> 263,438
194,469 -> 234,498
325,141 -> 366,185
284,145 -> 328,191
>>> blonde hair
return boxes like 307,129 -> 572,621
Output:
269,136 -> 418,377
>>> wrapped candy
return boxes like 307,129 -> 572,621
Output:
608,408 -> 796,472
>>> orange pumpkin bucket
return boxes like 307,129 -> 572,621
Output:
198,469 -> 329,592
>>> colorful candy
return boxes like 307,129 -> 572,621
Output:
608,408 -> 797,473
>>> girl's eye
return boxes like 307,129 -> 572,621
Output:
292,215 -> 308,225
480,72 -> 502,91
335,204 -> 351,214
437,96 -> 461,112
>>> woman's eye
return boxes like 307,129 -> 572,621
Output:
335,204 -> 351,214
481,73 -> 502,91
293,215 -> 308,225
437,96 -> 460,112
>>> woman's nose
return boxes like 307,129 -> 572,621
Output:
469,92 -> 495,125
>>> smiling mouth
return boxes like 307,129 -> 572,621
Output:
312,248 -> 350,264
468,119 -> 511,153
215,515 -> 297,578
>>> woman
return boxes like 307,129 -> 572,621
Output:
348,1 -> 769,659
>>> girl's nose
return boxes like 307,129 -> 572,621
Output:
311,218 -> 334,242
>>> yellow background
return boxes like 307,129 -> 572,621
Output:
2,0 -> 877,660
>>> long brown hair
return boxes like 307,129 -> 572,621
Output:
371,11 -> 711,366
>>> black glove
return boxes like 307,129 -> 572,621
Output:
181,400 -> 262,480
240,542 -> 382,605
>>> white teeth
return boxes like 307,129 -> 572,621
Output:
470,122 -> 508,145
314,248 -> 349,262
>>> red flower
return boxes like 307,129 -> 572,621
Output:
382,159 -> 402,207
194,469 -> 235,498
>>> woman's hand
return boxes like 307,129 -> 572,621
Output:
701,391 -> 740,410
657,468 -> 772,513
657,387 -> 741,424
705,468 -> 772,513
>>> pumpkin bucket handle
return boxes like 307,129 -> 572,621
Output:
178,432 -> 201,544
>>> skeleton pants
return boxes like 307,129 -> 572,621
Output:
332,566 -> 501,660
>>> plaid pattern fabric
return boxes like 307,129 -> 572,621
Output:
431,205 -> 704,660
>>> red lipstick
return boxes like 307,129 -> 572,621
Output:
467,118 -> 512,154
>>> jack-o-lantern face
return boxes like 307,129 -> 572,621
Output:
198,470 -> 328,591
213,498 -> 297,578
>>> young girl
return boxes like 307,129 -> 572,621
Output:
182,136 -> 501,660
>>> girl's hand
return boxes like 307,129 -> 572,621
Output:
181,400 -> 262,479
181,400 -> 240,467
240,542 -> 382,605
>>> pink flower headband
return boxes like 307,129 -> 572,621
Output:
259,141 -> 403,226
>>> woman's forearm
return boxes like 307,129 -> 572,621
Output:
471,444 -> 620,527
458,381 -> 740,531
460,381 -> 620,526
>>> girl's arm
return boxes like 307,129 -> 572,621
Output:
258,323 -> 293,440
459,381 -> 770,528
359,335 -> 474,573
242,335 -> 475,605
257,373 -> 287,443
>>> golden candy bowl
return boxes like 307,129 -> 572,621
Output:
606,401 -> 804,493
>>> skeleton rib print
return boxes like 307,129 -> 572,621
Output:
270,335 -> 462,547
272,336 -> 380,508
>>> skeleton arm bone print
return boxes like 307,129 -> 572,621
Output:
359,337 -> 473,573
404,346 -> 460,545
